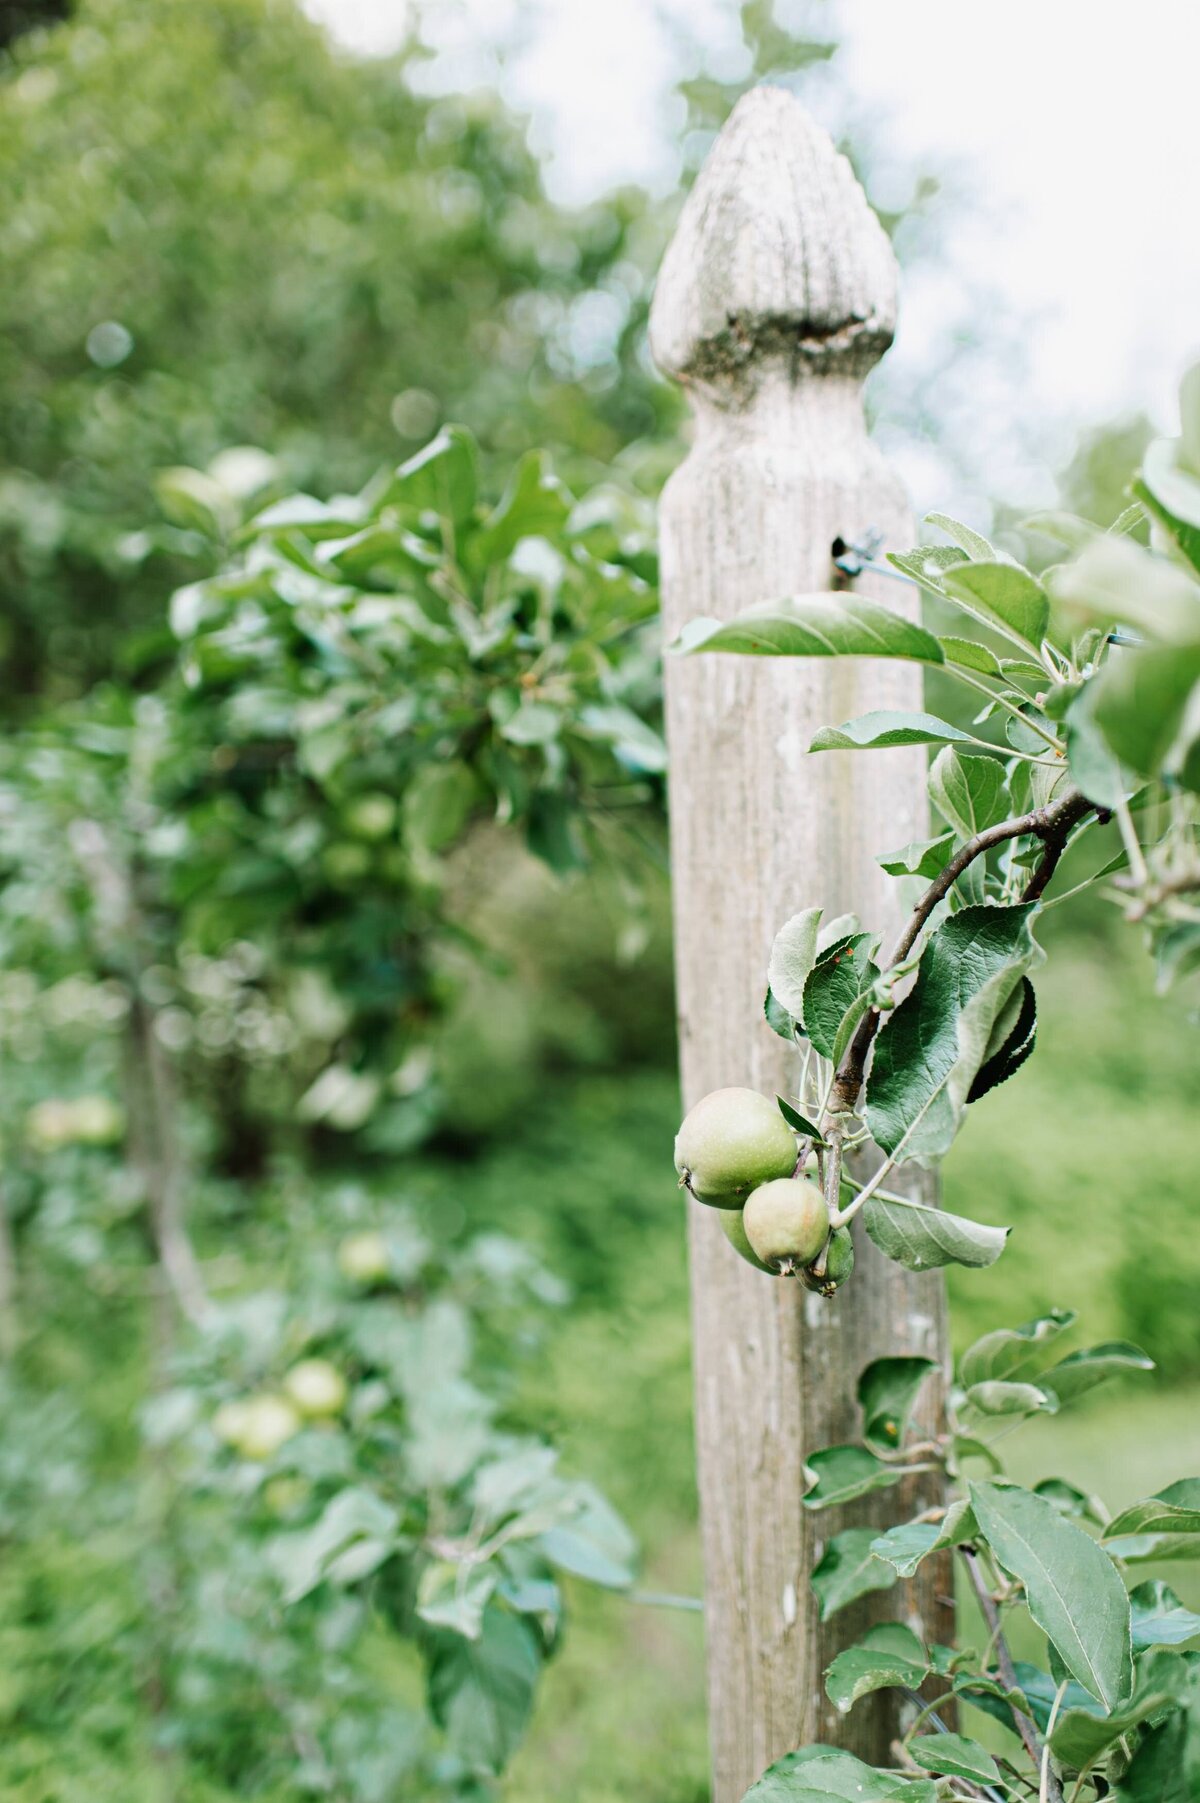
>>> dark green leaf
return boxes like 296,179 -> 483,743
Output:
857,1356 -> 937,1453
802,1445 -> 913,1511
1049,1648 -> 1185,1769
811,1529 -> 897,1621
966,976 -> 1037,1103
673,596 -> 945,663
907,1732 -> 1000,1785
825,1622 -> 929,1715
426,1605 -> 541,1775
776,1096 -> 823,1140
866,903 -> 1042,1163
877,835 -> 954,879
969,1481 -> 1133,1710
387,425 -> 478,525
803,935 -> 879,1062
472,449 -> 571,563
765,988 -> 798,1041
811,711 -> 976,753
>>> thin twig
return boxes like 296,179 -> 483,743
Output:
960,1548 -> 1064,1803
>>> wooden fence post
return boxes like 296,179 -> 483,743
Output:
651,87 -> 951,1801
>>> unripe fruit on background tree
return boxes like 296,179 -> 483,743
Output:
673,1086 -> 797,1207
213,1392 -> 301,1461
337,1230 -> 391,1285
283,1358 -> 347,1419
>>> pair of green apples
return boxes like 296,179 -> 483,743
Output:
673,1087 -> 853,1293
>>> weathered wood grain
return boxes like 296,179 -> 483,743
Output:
651,86 -> 951,1802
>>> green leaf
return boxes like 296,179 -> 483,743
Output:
777,1096 -> 823,1140
1033,1479 -> 1106,1525
938,636 -> 1003,675
877,834 -> 954,879
963,1379 -> 1058,1417
966,975 -> 1037,1103
765,988 -> 798,1041
387,425 -> 478,525
672,595 -> 945,662
857,1356 -> 937,1453
274,1486 -> 400,1604
802,1445 -> 913,1511
928,747 -> 1009,843
1129,1582 -> 1200,1649
426,1604 -> 541,1775
926,512 -> 997,561
536,1483 -> 636,1589
767,909 -> 823,1020
942,561 -> 1050,649
969,1481 -> 1134,1710
1051,533 -> 1200,641
803,935 -> 879,1062
416,1560 -> 499,1639
870,1498 -> 978,1579
959,1309 -> 1076,1388
575,703 -> 668,774
906,1731 -> 1000,1785
866,903 -> 1043,1164
824,1622 -> 929,1715
1049,1648 -> 1185,1769
1090,642 -> 1200,779
810,1529 -> 897,1621
888,545 -> 969,594
1040,1341 -> 1154,1404
499,700 -> 562,746
863,1197 -> 1009,1272
1065,678 -> 1129,809
1105,1480 -> 1200,1543
471,449 -> 571,563
744,1748 -> 935,1801
811,711 -> 975,753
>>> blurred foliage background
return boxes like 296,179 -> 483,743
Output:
0,1 -> 1194,1799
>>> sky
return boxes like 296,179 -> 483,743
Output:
303,0 -> 1199,516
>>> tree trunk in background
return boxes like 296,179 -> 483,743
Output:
651,88 -> 951,1802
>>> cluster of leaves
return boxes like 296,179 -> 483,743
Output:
0,426 -> 661,1171
738,1311 -> 1200,1801
682,364 -> 1200,1284
0,1199 -> 635,1799
0,0 -> 675,704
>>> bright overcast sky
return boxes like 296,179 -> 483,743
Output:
304,0 -> 1199,514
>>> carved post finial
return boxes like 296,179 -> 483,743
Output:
649,85 -> 897,394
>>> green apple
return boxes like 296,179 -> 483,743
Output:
344,792 -> 397,841
283,1357 -> 347,1418
743,1177 -> 828,1274
337,1229 -> 391,1285
213,1393 -> 300,1461
673,1087 -> 797,1208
